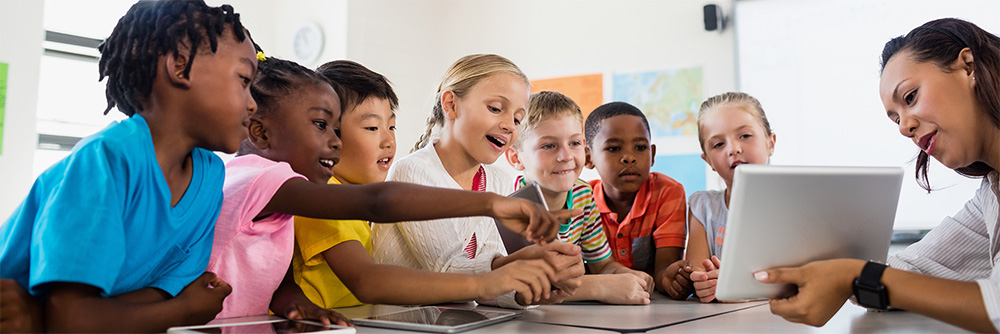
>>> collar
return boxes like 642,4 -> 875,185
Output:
591,173 -> 655,219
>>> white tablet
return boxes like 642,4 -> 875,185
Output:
714,165 -> 904,301
167,318 -> 355,334
351,306 -> 521,333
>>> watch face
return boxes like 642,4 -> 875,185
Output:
856,288 -> 882,307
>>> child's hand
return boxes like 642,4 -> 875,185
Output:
285,302 -> 352,328
662,259 -> 694,300
176,272 -> 232,324
480,259 -> 555,303
690,256 -> 722,303
0,279 -> 43,333
622,268 -> 654,293
492,197 -> 582,243
598,274 -> 651,305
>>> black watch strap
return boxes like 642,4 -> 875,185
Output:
858,261 -> 887,288
853,261 -> 890,310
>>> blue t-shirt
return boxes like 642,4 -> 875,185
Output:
0,114 -> 224,298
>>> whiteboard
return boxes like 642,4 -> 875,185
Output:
734,0 -> 1000,230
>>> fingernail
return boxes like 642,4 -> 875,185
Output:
753,271 -> 768,281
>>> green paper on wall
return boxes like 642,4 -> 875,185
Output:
0,62 -> 6,156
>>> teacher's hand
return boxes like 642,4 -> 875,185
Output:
753,259 -> 866,327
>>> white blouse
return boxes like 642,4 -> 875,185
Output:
887,174 -> 1000,329
372,144 -> 521,308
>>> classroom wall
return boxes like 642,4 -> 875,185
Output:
0,0 -> 44,219
345,0 -> 736,182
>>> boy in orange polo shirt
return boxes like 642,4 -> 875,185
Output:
584,102 -> 689,298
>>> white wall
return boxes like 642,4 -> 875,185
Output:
346,0 -> 736,179
0,0 -> 44,219
220,0 -> 348,69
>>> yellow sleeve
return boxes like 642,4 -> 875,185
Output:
294,216 -> 371,267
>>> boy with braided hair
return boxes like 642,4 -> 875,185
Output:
0,0 -> 258,331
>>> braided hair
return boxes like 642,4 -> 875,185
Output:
98,0 -> 250,116
236,56 -> 331,156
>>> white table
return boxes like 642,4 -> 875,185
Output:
518,294 -> 765,331
333,304 -> 618,334
655,301 -> 968,333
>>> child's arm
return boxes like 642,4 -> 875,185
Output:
265,179 -> 573,242
0,279 -> 43,333
686,212 -> 719,302
686,211 -> 712,272
323,241 -> 557,305
270,265 -> 350,327
557,274 -> 651,305
42,273 -> 230,333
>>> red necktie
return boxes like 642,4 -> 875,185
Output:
465,167 -> 487,259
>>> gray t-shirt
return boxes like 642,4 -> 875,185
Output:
689,189 -> 729,259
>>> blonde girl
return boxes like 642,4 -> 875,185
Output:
373,54 -> 584,308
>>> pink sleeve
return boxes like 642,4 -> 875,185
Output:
221,155 -> 306,235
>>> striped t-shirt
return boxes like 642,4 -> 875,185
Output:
515,176 -> 612,263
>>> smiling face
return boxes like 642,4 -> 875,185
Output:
258,81 -> 343,183
507,115 -> 586,193
879,50 -> 989,170
184,27 -> 258,154
445,72 -> 529,165
333,97 -> 396,185
585,115 -> 655,195
699,105 -> 776,186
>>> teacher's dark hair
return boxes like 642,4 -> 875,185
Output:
879,18 -> 1000,191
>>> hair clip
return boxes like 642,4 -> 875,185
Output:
257,51 -> 266,61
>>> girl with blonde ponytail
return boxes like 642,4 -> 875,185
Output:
375,54 -> 586,308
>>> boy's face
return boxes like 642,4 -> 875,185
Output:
506,115 -> 586,193
585,115 -> 655,195
333,97 -> 397,185
259,81 -> 343,184
184,27 -> 258,154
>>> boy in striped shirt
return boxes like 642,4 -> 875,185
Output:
503,91 -> 654,304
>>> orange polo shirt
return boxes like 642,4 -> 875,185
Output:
589,172 -> 686,272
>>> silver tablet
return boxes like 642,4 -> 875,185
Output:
351,306 -> 521,333
167,318 -> 355,334
495,181 -> 548,254
714,165 -> 904,301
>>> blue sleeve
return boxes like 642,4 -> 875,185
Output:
30,141 -> 127,297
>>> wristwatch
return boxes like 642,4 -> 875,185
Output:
853,261 -> 889,310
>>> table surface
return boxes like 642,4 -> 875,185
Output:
657,301 -> 967,333
204,295 -> 971,333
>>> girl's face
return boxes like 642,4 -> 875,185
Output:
186,28 -> 258,154
700,105 -> 775,186
333,97 -> 396,185
262,81 -> 343,184
446,72 -> 529,165
507,115 -> 587,193
879,50 -> 989,170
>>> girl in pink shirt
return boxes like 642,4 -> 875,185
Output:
208,55 -> 576,324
